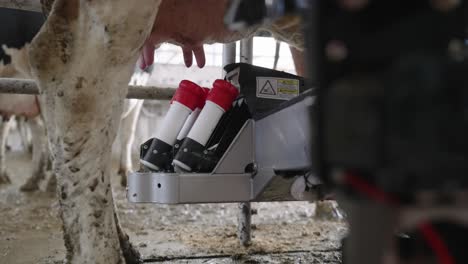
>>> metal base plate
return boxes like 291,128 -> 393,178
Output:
128,172 -> 252,204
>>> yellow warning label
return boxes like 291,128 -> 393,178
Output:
278,79 -> 299,86
256,77 -> 300,100
278,88 -> 299,94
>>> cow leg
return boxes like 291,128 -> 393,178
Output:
20,116 -> 47,192
0,116 -> 13,185
118,99 -> 143,187
45,155 -> 57,193
5,118 -> 14,153
28,0 -> 160,263
18,116 -> 33,154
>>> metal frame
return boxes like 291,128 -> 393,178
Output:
238,38 -> 254,246
0,0 -> 41,12
128,120 -> 254,204
0,78 -> 175,100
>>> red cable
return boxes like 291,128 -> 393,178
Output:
419,222 -> 456,264
343,171 -> 399,205
343,170 -> 456,264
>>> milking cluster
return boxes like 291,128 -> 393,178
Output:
140,79 -> 239,173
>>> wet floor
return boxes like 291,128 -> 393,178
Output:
0,152 -> 346,264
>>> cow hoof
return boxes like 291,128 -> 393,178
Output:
0,171 -> 12,185
20,179 -> 40,192
118,169 -> 128,187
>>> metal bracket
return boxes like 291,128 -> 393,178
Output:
128,91 -> 318,204
127,172 -> 252,204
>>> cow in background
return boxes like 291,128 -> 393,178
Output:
0,8 -> 50,190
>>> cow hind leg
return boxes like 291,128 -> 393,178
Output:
20,117 -> 47,192
29,0 -> 161,263
0,116 -> 13,185
18,116 -> 33,154
45,157 -> 57,193
118,100 -> 143,187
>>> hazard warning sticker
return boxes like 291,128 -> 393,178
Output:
256,77 -> 300,100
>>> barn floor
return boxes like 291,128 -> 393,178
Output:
0,151 -> 346,264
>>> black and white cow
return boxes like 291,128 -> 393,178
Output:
0,8 -> 49,190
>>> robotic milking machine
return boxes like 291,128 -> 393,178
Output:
128,0 -> 468,263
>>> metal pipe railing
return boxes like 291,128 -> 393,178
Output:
237,38 -> 253,247
222,42 -> 237,66
0,0 -> 42,12
0,78 -> 175,100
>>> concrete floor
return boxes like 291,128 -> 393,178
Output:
0,151 -> 345,264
